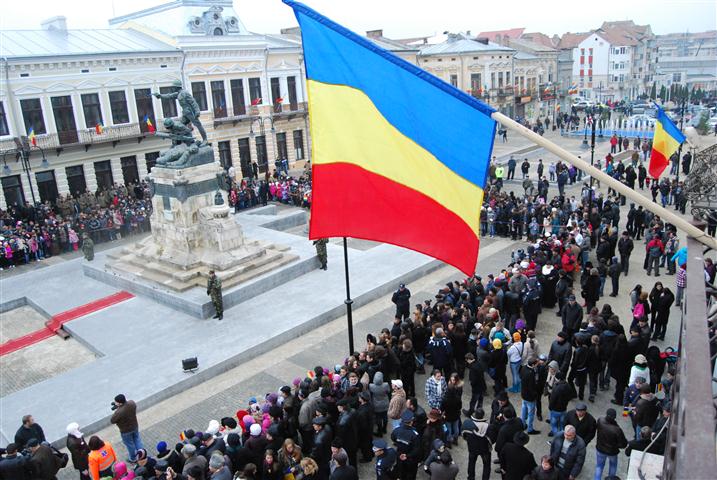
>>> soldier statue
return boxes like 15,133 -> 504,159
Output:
81,233 -> 95,261
207,270 -> 223,320
158,117 -> 195,146
313,238 -> 328,270
153,80 -> 208,143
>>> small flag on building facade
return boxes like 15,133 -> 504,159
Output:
95,123 -> 104,135
144,115 -> 156,133
275,97 -> 284,104
251,97 -> 262,106
28,127 -> 37,146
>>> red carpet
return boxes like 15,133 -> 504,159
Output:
0,291 -> 134,357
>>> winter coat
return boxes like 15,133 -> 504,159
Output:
549,433 -> 586,478
565,410 -> 597,444
369,372 -> 390,413
66,434 -> 90,471
387,388 -> 406,420
548,339 -> 572,375
634,394 -> 660,428
520,365 -> 540,402
548,380 -> 573,412
595,417 -> 628,456
110,400 -> 139,433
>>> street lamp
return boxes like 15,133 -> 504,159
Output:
1,139 -> 48,206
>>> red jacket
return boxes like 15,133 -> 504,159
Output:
647,238 -> 664,254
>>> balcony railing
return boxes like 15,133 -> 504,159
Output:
3,122 -> 147,152
271,101 -> 308,119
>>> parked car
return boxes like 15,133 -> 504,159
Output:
628,114 -> 656,127
573,100 -> 594,110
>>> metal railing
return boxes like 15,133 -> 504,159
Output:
1,123 -> 146,152
660,230 -> 717,479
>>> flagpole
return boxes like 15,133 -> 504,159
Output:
491,111 -> 717,250
342,237 -> 355,355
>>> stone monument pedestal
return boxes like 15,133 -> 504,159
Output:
106,162 -> 297,292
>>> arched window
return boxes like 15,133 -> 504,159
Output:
213,27 -> 224,36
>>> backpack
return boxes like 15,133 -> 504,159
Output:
633,302 -> 645,319
649,245 -> 662,258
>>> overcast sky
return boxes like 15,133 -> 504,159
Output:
1,0 -> 715,37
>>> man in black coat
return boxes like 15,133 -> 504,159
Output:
618,231 -> 634,276
519,358 -> 541,434
14,415 -> 46,449
329,451 -> 357,480
594,409 -> 628,479
565,403 -> 597,445
494,408 -> 525,456
391,284 -> 411,320
335,400 -> 358,468
311,417 -> 333,479
356,392 -> 374,463
549,372 -> 573,437
0,443 -> 31,480
548,332 -> 572,376
464,353 -> 487,414
27,439 -> 61,480
498,431 -> 537,480
561,296 -> 584,340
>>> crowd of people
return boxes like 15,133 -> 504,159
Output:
0,183 -> 152,270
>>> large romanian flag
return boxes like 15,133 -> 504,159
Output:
649,106 -> 685,178
285,1 -> 496,275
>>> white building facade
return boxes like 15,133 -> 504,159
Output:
0,0 -> 310,209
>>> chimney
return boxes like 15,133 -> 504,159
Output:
475,37 -> 489,45
466,30 -> 471,37
366,29 -> 383,38
41,16 -> 67,32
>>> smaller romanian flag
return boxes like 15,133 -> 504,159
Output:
649,105 -> 685,178
251,97 -> 262,106
568,83 -> 578,94
275,97 -> 284,104
28,127 -> 37,146
144,115 -> 156,133
95,123 -> 104,135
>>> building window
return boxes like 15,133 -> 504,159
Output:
255,135 -> 267,171
191,82 -> 208,111
159,86 -> 178,118
35,170 -> 58,204
287,76 -> 298,110
470,73 -> 482,92
20,98 -> 47,135
121,156 -> 139,185
218,140 -> 232,169
135,88 -> 156,134
276,132 -> 288,160
230,79 -> 246,116
1,175 -> 25,207
238,138 -> 252,178
581,48 -> 585,56
249,78 -> 262,104
51,96 -> 79,144
94,160 -> 113,191
211,80 -> 227,118
145,151 -> 160,173
81,93 -> 103,129
293,130 -> 304,160
271,77 -> 282,112
490,72 -> 496,88
620,47 -> 626,54
450,74 -> 458,87
65,165 -> 86,196
0,102 -> 9,136
108,91 -> 129,125
506,72 -> 511,85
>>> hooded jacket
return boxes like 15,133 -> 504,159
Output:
369,372 -> 390,413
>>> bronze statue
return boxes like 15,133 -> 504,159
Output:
153,80 -> 208,143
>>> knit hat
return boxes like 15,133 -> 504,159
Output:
391,379 -> 403,389
548,360 -> 559,370
206,419 -> 220,436
479,338 -> 489,348
181,444 -> 196,456
156,441 -> 168,454
606,408 -> 617,420
512,332 -> 521,342
249,423 -> 262,436
634,354 -> 647,365
515,319 -> 526,330
495,331 -> 505,342
493,338 -> 503,349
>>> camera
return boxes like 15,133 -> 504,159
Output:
111,402 -> 118,411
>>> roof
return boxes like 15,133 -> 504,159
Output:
507,37 -> 557,53
520,32 -> 559,49
0,29 -> 177,58
477,28 -> 525,43
366,34 -> 420,53
419,33 -> 514,55
557,32 -> 590,49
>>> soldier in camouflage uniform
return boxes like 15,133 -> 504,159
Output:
207,270 -> 223,320
81,233 -> 94,261
313,238 -> 328,270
